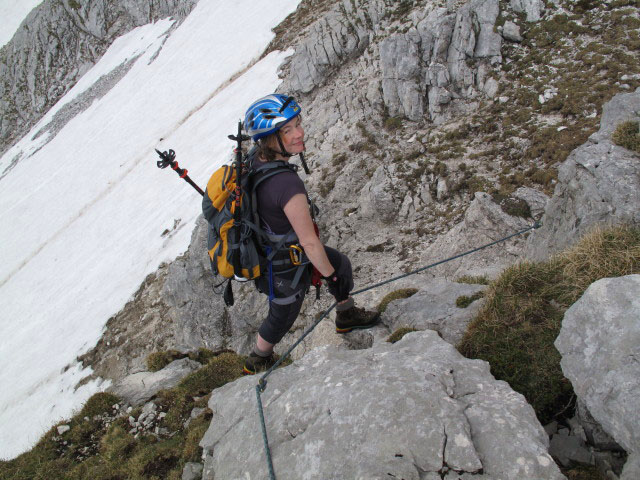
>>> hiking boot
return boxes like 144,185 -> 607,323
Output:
335,306 -> 380,333
242,352 -> 277,375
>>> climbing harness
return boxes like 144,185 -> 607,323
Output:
253,221 -> 542,480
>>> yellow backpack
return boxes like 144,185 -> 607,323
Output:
202,149 -> 302,301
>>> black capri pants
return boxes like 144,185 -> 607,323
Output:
255,246 -> 353,345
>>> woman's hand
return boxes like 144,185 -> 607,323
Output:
322,271 -> 350,302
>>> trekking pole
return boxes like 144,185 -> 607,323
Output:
155,149 -> 204,197
228,121 -> 252,277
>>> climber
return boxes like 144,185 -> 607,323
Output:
242,93 -> 380,375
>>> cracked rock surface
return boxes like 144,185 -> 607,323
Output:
526,89 -> 640,261
200,330 -> 563,479
380,278 -> 487,346
555,275 -> 640,472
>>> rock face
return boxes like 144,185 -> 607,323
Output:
510,0 -> 544,22
109,358 -> 200,406
622,454 -> 640,480
0,0 -> 197,158
282,0 -> 374,94
382,0 -> 502,123
526,89 -> 640,261
576,399 -> 622,452
555,275 -> 640,472
281,0 -> 503,126
381,279 -> 486,345
419,192 -> 532,279
201,331 -> 564,479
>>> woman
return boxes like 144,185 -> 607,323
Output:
242,94 -> 379,375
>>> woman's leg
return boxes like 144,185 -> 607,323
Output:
257,292 -> 306,346
323,246 -> 379,332
256,334 -> 274,354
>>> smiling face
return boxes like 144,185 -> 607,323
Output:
267,115 -> 305,157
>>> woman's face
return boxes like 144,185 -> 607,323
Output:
275,116 -> 305,155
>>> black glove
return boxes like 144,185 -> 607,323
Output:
323,271 -> 350,302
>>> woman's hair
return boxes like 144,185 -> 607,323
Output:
257,135 -> 280,162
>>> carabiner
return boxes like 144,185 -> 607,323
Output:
289,245 -> 304,266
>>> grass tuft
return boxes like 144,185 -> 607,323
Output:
455,291 -> 484,308
146,350 -> 183,372
78,392 -> 120,418
377,288 -> 419,313
0,353 -> 245,480
383,116 -> 403,131
456,275 -> 490,285
387,327 -> 419,343
612,120 -> 640,153
459,225 -> 640,424
157,352 -> 244,431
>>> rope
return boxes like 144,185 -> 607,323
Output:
254,222 -> 540,479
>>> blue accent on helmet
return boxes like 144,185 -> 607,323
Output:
244,94 -> 302,141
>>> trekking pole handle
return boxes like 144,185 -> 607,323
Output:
154,148 -> 204,196
155,148 -> 176,169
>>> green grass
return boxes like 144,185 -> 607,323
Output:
612,120 -> 640,154
561,464 -> 607,480
383,116 -> 403,131
376,288 -> 419,313
491,193 -> 532,218
146,350 -> 183,372
455,291 -> 484,308
156,352 -> 244,431
146,348 -> 233,372
387,327 -> 419,343
0,353 -> 245,480
455,275 -> 490,285
459,225 -> 640,424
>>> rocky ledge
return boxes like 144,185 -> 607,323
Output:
200,330 -> 563,479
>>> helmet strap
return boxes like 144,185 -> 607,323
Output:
275,131 -> 294,158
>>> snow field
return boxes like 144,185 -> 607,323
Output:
0,0 -> 301,459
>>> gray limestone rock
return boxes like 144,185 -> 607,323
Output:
526,90 -> 640,261
182,462 -> 203,480
380,31 -> 424,121
282,1 -> 372,94
200,331 -> 563,479
577,400 -> 623,452
0,0 -> 197,158
590,87 -> 640,145
510,0 -> 544,22
513,186 -> 549,219
621,453 -> 640,480
161,216 -> 270,356
419,192 -> 531,279
416,0 -> 502,124
381,279 -> 487,346
109,358 -> 200,406
359,164 -> 401,223
502,20 -> 523,42
549,432 -> 593,467
555,275 -> 640,460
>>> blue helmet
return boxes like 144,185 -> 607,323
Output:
244,94 -> 302,141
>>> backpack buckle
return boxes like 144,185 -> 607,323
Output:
289,245 -> 304,266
